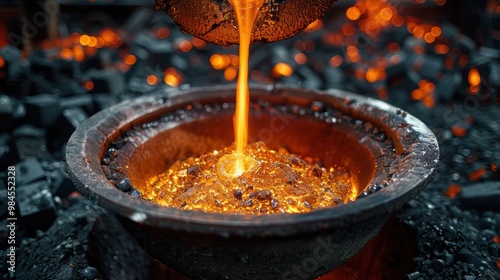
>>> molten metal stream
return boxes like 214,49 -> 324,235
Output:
228,0 -> 265,176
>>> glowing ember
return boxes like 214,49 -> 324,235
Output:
444,183 -> 461,199
145,142 -> 353,214
451,125 -> 467,137
272,62 -> 293,77
493,236 -> 500,244
468,67 -> 481,93
146,74 -> 158,86
468,168 -> 488,181
164,67 -> 183,87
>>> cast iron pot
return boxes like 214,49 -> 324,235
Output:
66,84 -> 439,280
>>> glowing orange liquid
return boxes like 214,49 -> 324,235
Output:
228,0 -> 265,174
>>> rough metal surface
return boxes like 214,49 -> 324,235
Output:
155,0 -> 337,45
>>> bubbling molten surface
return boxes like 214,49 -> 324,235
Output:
144,142 -> 354,214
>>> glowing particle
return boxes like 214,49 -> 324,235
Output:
147,75 -> 158,86
444,183 -> 461,199
346,6 -> 361,21
272,62 -> 293,77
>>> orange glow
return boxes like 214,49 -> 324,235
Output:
73,45 -> 85,62
71,32 -> 81,44
346,45 -> 361,63
88,36 -> 98,47
304,20 -> 323,32
230,54 -> 239,67
229,0 -> 265,175
419,80 -> 435,92
341,24 -> 356,36
423,96 -> 435,108
468,68 -> 481,86
469,168 -> 488,181
379,7 -> 393,21
84,81 -> 94,91
192,37 -> 207,48
79,35 -> 91,46
100,29 -> 116,44
272,62 -> 293,77
59,48 -> 74,60
459,55 -> 468,67
424,33 -> 435,43
179,40 -> 192,52
164,68 -> 183,87
391,15 -> 405,27
411,89 -> 426,100
210,54 -> 231,70
411,80 -> 435,103
494,236 -> 500,244
0,56 -> 4,68
294,53 -> 307,65
434,44 -> 449,54
224,66 -> 238,81
329,55 -> 343,68
435,0 -> 446,6
365,67 -> 385,83
412,25 -> 425,38
431,26 -> 442,37
95,37 -> 104,48
146,75 -> 158,86
416,0 -> 425,3
451,125 -> 467,137
156,27 -> 170,39
348,0 -> 398,36
444,183 -> 461,199
346,6 -> 361,21
388,42 -> 400,53
124,54 -> 137,65
491,163 -> 498,172
497,260 -> 500,270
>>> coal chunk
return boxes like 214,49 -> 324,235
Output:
16,180 -> 56,233
23,93 -> 61,128
48,107 -> 88,151
86,70 -> 125,95
457,248 -> 482,267
15,157 -> 46,185
29,56 -> 60,82
459,181 -> 500,211
116,178 -> 132,192
0,95 -> 15,132
0,45 -> 21,79
9,125 -> 47,161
